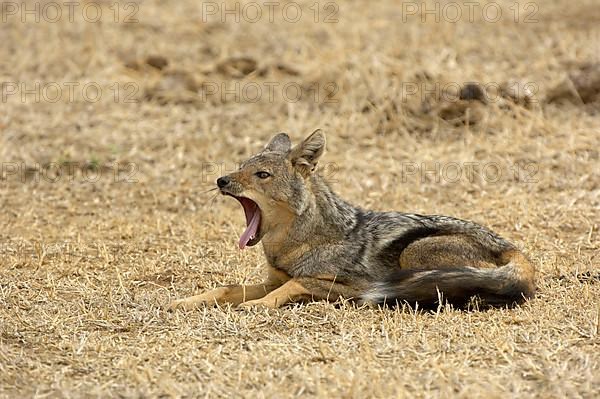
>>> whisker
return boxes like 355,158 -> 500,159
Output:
198,187 -> 218,195
207,191 -> 220,209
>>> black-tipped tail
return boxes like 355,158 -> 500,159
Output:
362,260 -> 535,309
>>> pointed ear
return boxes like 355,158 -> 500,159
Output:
288,129 -> 326,175
264,133 -> 291,153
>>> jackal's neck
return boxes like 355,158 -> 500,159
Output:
305,173 -> 359,238
261,173 -> 359,267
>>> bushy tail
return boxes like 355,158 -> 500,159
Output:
362,250 -> 536,308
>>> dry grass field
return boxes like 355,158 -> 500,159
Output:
1,0 -> 599,397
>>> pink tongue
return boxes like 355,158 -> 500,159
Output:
238,199 -> 261,250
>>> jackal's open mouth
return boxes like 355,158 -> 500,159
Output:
228,195 -> 262,249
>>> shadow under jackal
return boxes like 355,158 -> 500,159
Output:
170,130 -> 535,310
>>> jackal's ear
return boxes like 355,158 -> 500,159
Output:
264,133 -> 291,153
288,129 -> 326,175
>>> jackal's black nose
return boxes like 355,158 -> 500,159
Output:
216,176 -> 231,189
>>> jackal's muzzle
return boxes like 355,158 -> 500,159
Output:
217,176 -> 263,249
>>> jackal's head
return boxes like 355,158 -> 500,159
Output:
216,130 -> 325,249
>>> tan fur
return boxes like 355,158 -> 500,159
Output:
240,276 -> 365,308
239,280 -> 310,308
399,235 -> 500,270
499,249 -> 536,294
169,266 -> 290,310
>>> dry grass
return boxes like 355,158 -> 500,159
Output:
1,0 -> 599,397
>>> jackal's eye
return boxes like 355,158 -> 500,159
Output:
255,171 -> 271,179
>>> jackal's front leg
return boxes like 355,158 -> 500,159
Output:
168,266 -> 289,310
239,276 -> 362,308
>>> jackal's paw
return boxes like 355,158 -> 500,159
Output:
167,298 -> 201,311
167,296 -> 218,311
238,298 -> 279,309
168,288 -> 230,311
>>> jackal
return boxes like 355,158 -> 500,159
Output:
169,130 -> 535,310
